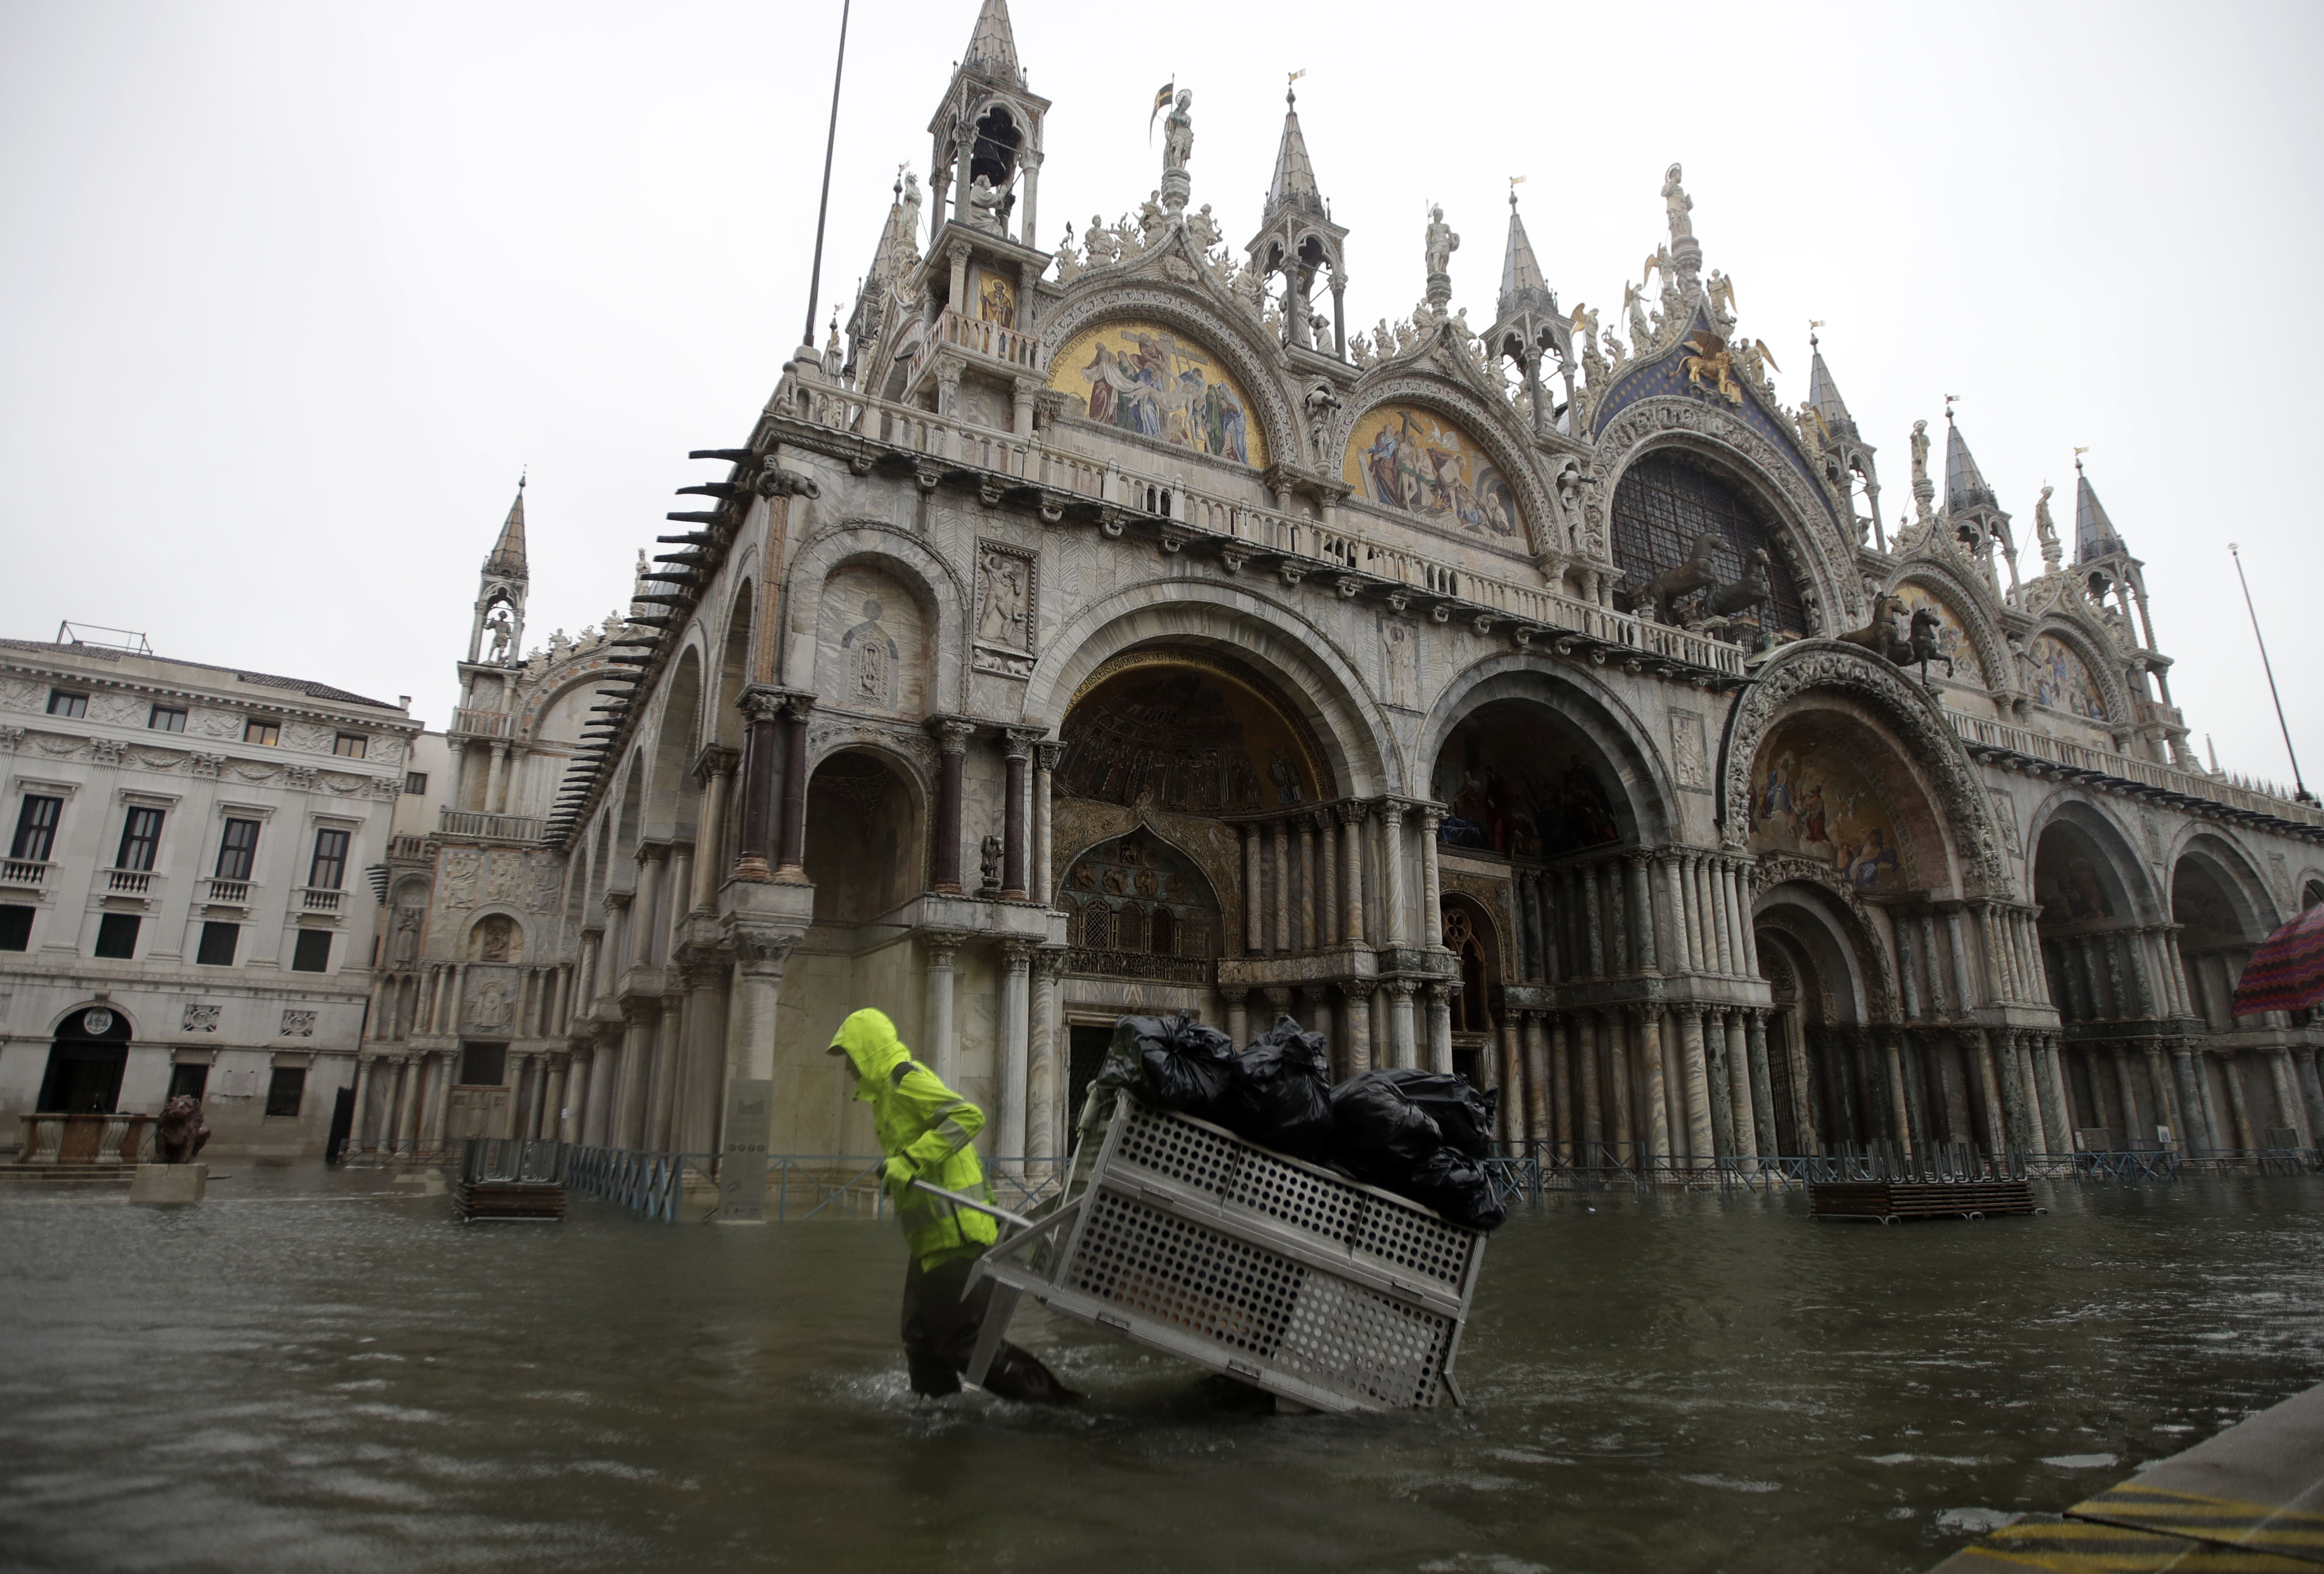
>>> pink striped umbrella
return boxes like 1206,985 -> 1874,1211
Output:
2232,903 -> 2324,1018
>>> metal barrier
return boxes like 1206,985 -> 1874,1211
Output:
1485,1142 -> 2321,1199
563,1146 -> 717,1222
559,1146 -> 1072,1223
458,1138 -> 567,1185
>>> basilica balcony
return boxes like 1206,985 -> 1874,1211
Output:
770,384 -> 1748,682
1,857 -> 51,893
1950,709 -> 2324,839
451,707 -> 515,739
438,809 -> 546,844
935,308 -> 1043,373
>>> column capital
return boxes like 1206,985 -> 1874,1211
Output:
1032,945 -> 1069,980
1033,739 -> 1064,771
737,683 -> 788,722
603,888 -> 634,913
998,937 -> 1037,968
1338,979 -> 1374,1002
1379,801 -> 1406,829
634,839 -> 671,866
1220,983 -> 1250,1004
926,714 -> 978,753
692,743 -> 741,784
922,927 -> 968,962
1388,978 -> 1419,1000
1335,800 -> 1369,828
1002,727 -> 1042,760
728,924 -> 799,975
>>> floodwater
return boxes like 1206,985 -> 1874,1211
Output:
3,1169 -> 2320,1574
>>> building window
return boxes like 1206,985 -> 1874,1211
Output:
195,921 -> 239,966
1610,452 -> 1809,636
308,828 -> 349,890
265,1067 -> 306,1118
245,720 -> 279,746
216,818 -> 261,881
167,1063 -> 209,1101
116,806 -> 165,872
11,795 -> 61,862
47,690 -> 87,718
291,929 -> 332,973
149,706 -> 187,732
0,905 -> 31,951
94,912 -> 140,959
403,771 -> 428,796
333,734 -> 367,758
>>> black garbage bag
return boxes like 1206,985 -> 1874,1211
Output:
1093,1011 -> 1235,1123
1327,1070 -> 1446,1188
1370,1068 -> 1500,1160
1405,1146 -> 1507,1232
1218,1015 -> 1335,1159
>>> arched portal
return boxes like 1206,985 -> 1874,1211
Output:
39,1005 -> 133,1115
1439,894 -> 1500,1090
802,750 -> 923,926
2170,838 -> 2303,1154
1611,451 -> 1808,636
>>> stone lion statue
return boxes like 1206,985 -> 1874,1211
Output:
154,1095 -> 211,1164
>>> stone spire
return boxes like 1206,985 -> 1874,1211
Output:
1265,85 -> 1326,219
484,474 -> 528,579
960,0 -> 1022,86
1806,339 -> 1854,438
1944,410 -> 1998,515
1497,190 -> 1552,321
2074,457 -> 2127,563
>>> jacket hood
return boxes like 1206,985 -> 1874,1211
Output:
831,1008 -> 910,1097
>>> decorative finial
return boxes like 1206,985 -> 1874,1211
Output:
1808,317 -> 1824,347
518,467 -> 526,491
2073,444 -> 2090,471
1944,394 -> 1959,421
1509,174 -> 1525,209
1286,67 -> 1305,103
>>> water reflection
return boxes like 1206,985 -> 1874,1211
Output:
2,1171 -> 2319,1573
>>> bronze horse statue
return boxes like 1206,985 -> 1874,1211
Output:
1643,531 -> 1721,623
1835,592 -> 1914,665
1907,605 -> 1954,682
1708,546 -> 1771,620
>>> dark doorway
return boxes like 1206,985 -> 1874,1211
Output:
1066,1024 -> 1115,1141
39,1006 -> 134,1113
167,1063 -> 210,1101
460,1042 -> 507,1085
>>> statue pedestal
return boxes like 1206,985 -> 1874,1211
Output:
1426,271 -> 1451,312
1159,169 -> 1190,216
131,1163 -> 207,1206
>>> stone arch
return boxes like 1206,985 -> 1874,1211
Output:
1419,655 -> 1677,848
465,910 -> 525,963
37,1002 -> 135,1116
1438,891 -> 1503,1037
1594,397 -> 1858,633
1334,375 -> 1560,558
1885,564 -> 2010,695
1022,579 -> 1397,797
802,744 -> 926,924
644,646 -> 705,843
1719,640 -> 2005,896
1058,823 -> 1223,982
610,750 -> 647,883
2022,792 -> 2163,923
784,525 -> 967,709
1043,279 -> 1297,461
817,562 -> 933,719
2021,617 -> 2130,726
2171,831 -> 2282,944
714,581 -> 753,750
1750,867 -> 1897,1150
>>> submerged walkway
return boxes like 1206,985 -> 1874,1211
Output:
1930,1381 -> 2324,1570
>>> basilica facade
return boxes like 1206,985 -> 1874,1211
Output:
356,0 -> 2324,1214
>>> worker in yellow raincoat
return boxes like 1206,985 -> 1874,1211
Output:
829,1008 -> 1079,1403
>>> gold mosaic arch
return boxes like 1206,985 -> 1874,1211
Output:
1047,320 -> 1267,468
1059,646 -> 1333,811
1889,580 -> 1989,687
1340,403 -> 1524,543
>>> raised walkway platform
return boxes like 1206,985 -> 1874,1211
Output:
1929,1380 -> 2324,1569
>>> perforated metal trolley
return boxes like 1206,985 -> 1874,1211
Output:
928,1095 -> 1490,1414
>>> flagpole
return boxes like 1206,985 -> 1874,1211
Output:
2230,541 -> 2312,804
802,0 -> 851,352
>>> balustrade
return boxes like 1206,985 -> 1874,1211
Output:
201,877 -> 251,906
451,707 -> 514,739
937,308 -> 1043,370
299,886 -> 344,915
103,867 -> 153,896
1,857 -> 51,890
1950,709 -> 2324,827
438,809 -> 547,843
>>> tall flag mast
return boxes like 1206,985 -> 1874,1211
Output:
2229,541 -> 2313,804
803,0 -> 852,352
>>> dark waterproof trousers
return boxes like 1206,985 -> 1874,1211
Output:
901,1253 -> 1077,1403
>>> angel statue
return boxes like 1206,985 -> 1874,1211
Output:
1163,90 -> 1195,173
1623,277 -> 1653,348
1707,270 -> 1738,326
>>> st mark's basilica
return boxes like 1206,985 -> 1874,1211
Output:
357,0 -> 2324,1214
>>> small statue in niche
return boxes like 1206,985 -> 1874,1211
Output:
1303,379 -> 1341,455
154,1096 -> 210,1164
977,834 -> 1004,897
966,173 -> 1005,231
977,550 -> 1029,647
485,611 -> 513,662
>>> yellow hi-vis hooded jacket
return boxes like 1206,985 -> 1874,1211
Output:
830,1008 -> 999,1268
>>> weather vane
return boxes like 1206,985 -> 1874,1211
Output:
1809,317 -> 1824,345
1287,68 -> 1306,88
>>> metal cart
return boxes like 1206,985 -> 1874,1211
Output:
926,1094 -> 1490,1414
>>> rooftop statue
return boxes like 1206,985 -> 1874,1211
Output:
2035,483 -> 2062,570
1425,205 -> 1460,278
1662,163 -> 1694,242
1163,90 -> 1194,173
966,173 -> 1005,231
1909,420 -> 1931,497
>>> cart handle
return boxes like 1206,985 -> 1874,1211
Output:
909,1178 -> 1035,1232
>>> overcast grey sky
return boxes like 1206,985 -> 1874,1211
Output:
3,1 -> 2317,792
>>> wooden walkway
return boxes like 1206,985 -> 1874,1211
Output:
1927,1381 -> 2324,1570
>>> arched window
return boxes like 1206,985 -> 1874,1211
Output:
1441,904 -> 1494,1035
1150,904 -> 1176,958
1117,903 -> 1148,954
1611,453 -> 1806,635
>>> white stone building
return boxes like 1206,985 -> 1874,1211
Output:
0,633 -> 422,1157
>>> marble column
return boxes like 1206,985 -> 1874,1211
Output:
1785,1012 -> 1818,1153
615,1001 -> 655,1149
2040,1035 -> 2073,1153
997,942 -> 1032,1162
1428,983 -> 1455,1076
1389,980 -> 1419,1070
1382,804 -> 1409,948
1636,1004 -> 1670,1165
1497,1013 -> 1524,1145
1272,821 -> 1293,954
1315,811 -> 1340,948
929,719 -> 973,893
1340,982 -> 1373,1077
1745,1009 -> 1778,1158
920,931 -> 964,1088
1522,1011 -> 1551,1146
1708,860 -> 1735,976
648,992 -> 685,1150
1000,730 -> 1032,901
633,847 -> 667,969
1606,1011 -> 1634,1153
1296,819 -> 1317,952
1421,810 -> 1445,946
691,756 -> 734,907
1550,1013 -> 1574,1161
1340,804 -> 1368,944
1626,853 -> 1659,974
1243,826 -> 1264,954
1581,863 -> 1605,978
1223,986 -> 1249,1051
2221,1051 -> 2258,1151
774,698 -> 813,882
1703,1008 -> 1737,1159
2270,1048 -> 2310,1147
1577,1010 -> 1605,1152
1032,740 -> 1060,907
683,954 -> 728,1153
1029,950 -> 1062,1160
1661,853 -> 1692,974
1679,1006 -> 1713,1164
2297,1047 -> 2324,1146
715,928 -> 794,1222
562,1049 -> 591,1144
